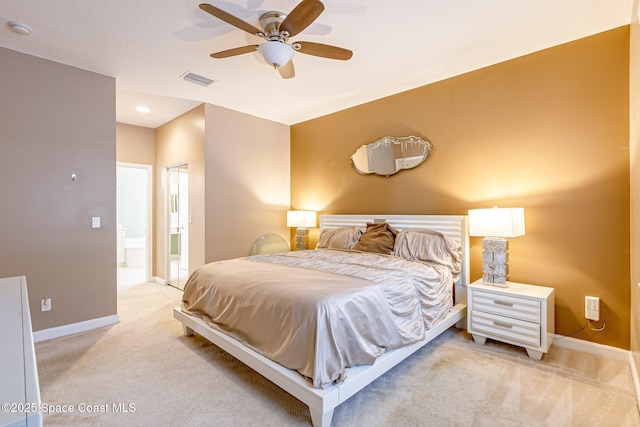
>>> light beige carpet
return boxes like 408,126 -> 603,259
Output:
35,282 -> 640,426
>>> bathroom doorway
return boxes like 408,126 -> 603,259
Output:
117,163 -> 152,286
167,163 -> 189,290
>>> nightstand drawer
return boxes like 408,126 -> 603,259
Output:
470,311 -> 541,348
471,292 -> 540,323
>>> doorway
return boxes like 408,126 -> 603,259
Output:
167,163 -> 189,290
116,163 -> 152,286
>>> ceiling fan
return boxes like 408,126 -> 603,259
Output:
199,0 -> 353,79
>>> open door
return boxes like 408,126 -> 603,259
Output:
116,163 -> 152,286
167,164 -> 189,290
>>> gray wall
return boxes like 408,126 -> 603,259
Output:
0,47 -> 116,331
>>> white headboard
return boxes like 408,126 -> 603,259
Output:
319,214 -> 470,288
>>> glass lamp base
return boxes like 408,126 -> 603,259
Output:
482,237 -> 509,287
295,227 -> 309,250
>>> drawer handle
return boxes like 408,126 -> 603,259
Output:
494,300 -> 514,307
493,321 -> 513,329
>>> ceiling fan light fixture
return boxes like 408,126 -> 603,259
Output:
7,21 -> 32,36
258,41 -> 294,68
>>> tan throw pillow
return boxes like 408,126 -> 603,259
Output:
352,223 -> 398,255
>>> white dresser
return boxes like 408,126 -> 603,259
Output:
467,279 -> 555,360
0,276 -> 42,427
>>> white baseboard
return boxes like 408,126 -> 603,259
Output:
630,352 -> 640,412
153,276 -> 167,285
33,314 -> 119,343
551,334 -> 629,362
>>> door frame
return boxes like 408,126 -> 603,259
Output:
116,162 -> 153,283
165,162 -> 189,289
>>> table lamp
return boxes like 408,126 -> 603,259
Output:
468,207 -> 525,287
287,210 -> 317,250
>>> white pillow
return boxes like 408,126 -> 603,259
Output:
394,229 -> 462,277
316,227 -> 363,250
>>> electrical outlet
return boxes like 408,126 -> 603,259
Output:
585,296 -> 599,321
41,298 -> 52,312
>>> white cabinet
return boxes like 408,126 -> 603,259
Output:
0,276 -> 42,427
467,279 -> 554,360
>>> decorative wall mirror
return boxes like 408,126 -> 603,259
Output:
351,135 -> 432,176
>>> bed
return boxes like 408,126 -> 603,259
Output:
173,214 -> 470,426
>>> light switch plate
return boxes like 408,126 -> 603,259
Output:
92,217 -> 101,228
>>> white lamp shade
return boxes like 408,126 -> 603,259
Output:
287,210 -> 316,228
258,41 -> 294,67
468,207 -> 525,238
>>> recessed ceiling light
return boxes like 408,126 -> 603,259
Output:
136,106 -> 150,113
7,21 -> 32,36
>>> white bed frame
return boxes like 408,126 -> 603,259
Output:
173,214 -> 469,427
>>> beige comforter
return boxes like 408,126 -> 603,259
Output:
181,249 -> 454,389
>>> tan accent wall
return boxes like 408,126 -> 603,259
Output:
0,47 -> 116,331
204,104 -> 290,261
630,1 -> 640,384
291,28 -> 631,349
116,123 -> 155,165
154,105 -> 206,280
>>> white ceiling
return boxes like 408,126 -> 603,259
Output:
0,0 -> 634,128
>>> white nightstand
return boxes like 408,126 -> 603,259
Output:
467,279 -> 555,360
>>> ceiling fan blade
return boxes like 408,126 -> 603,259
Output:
294,41 -> 353,60
210,45 -> 259,58
278,60 -> 295,79
279,0 -> 325,38
199,3 -> 263,36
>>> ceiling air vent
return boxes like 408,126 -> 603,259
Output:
180,71 -> 215,87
